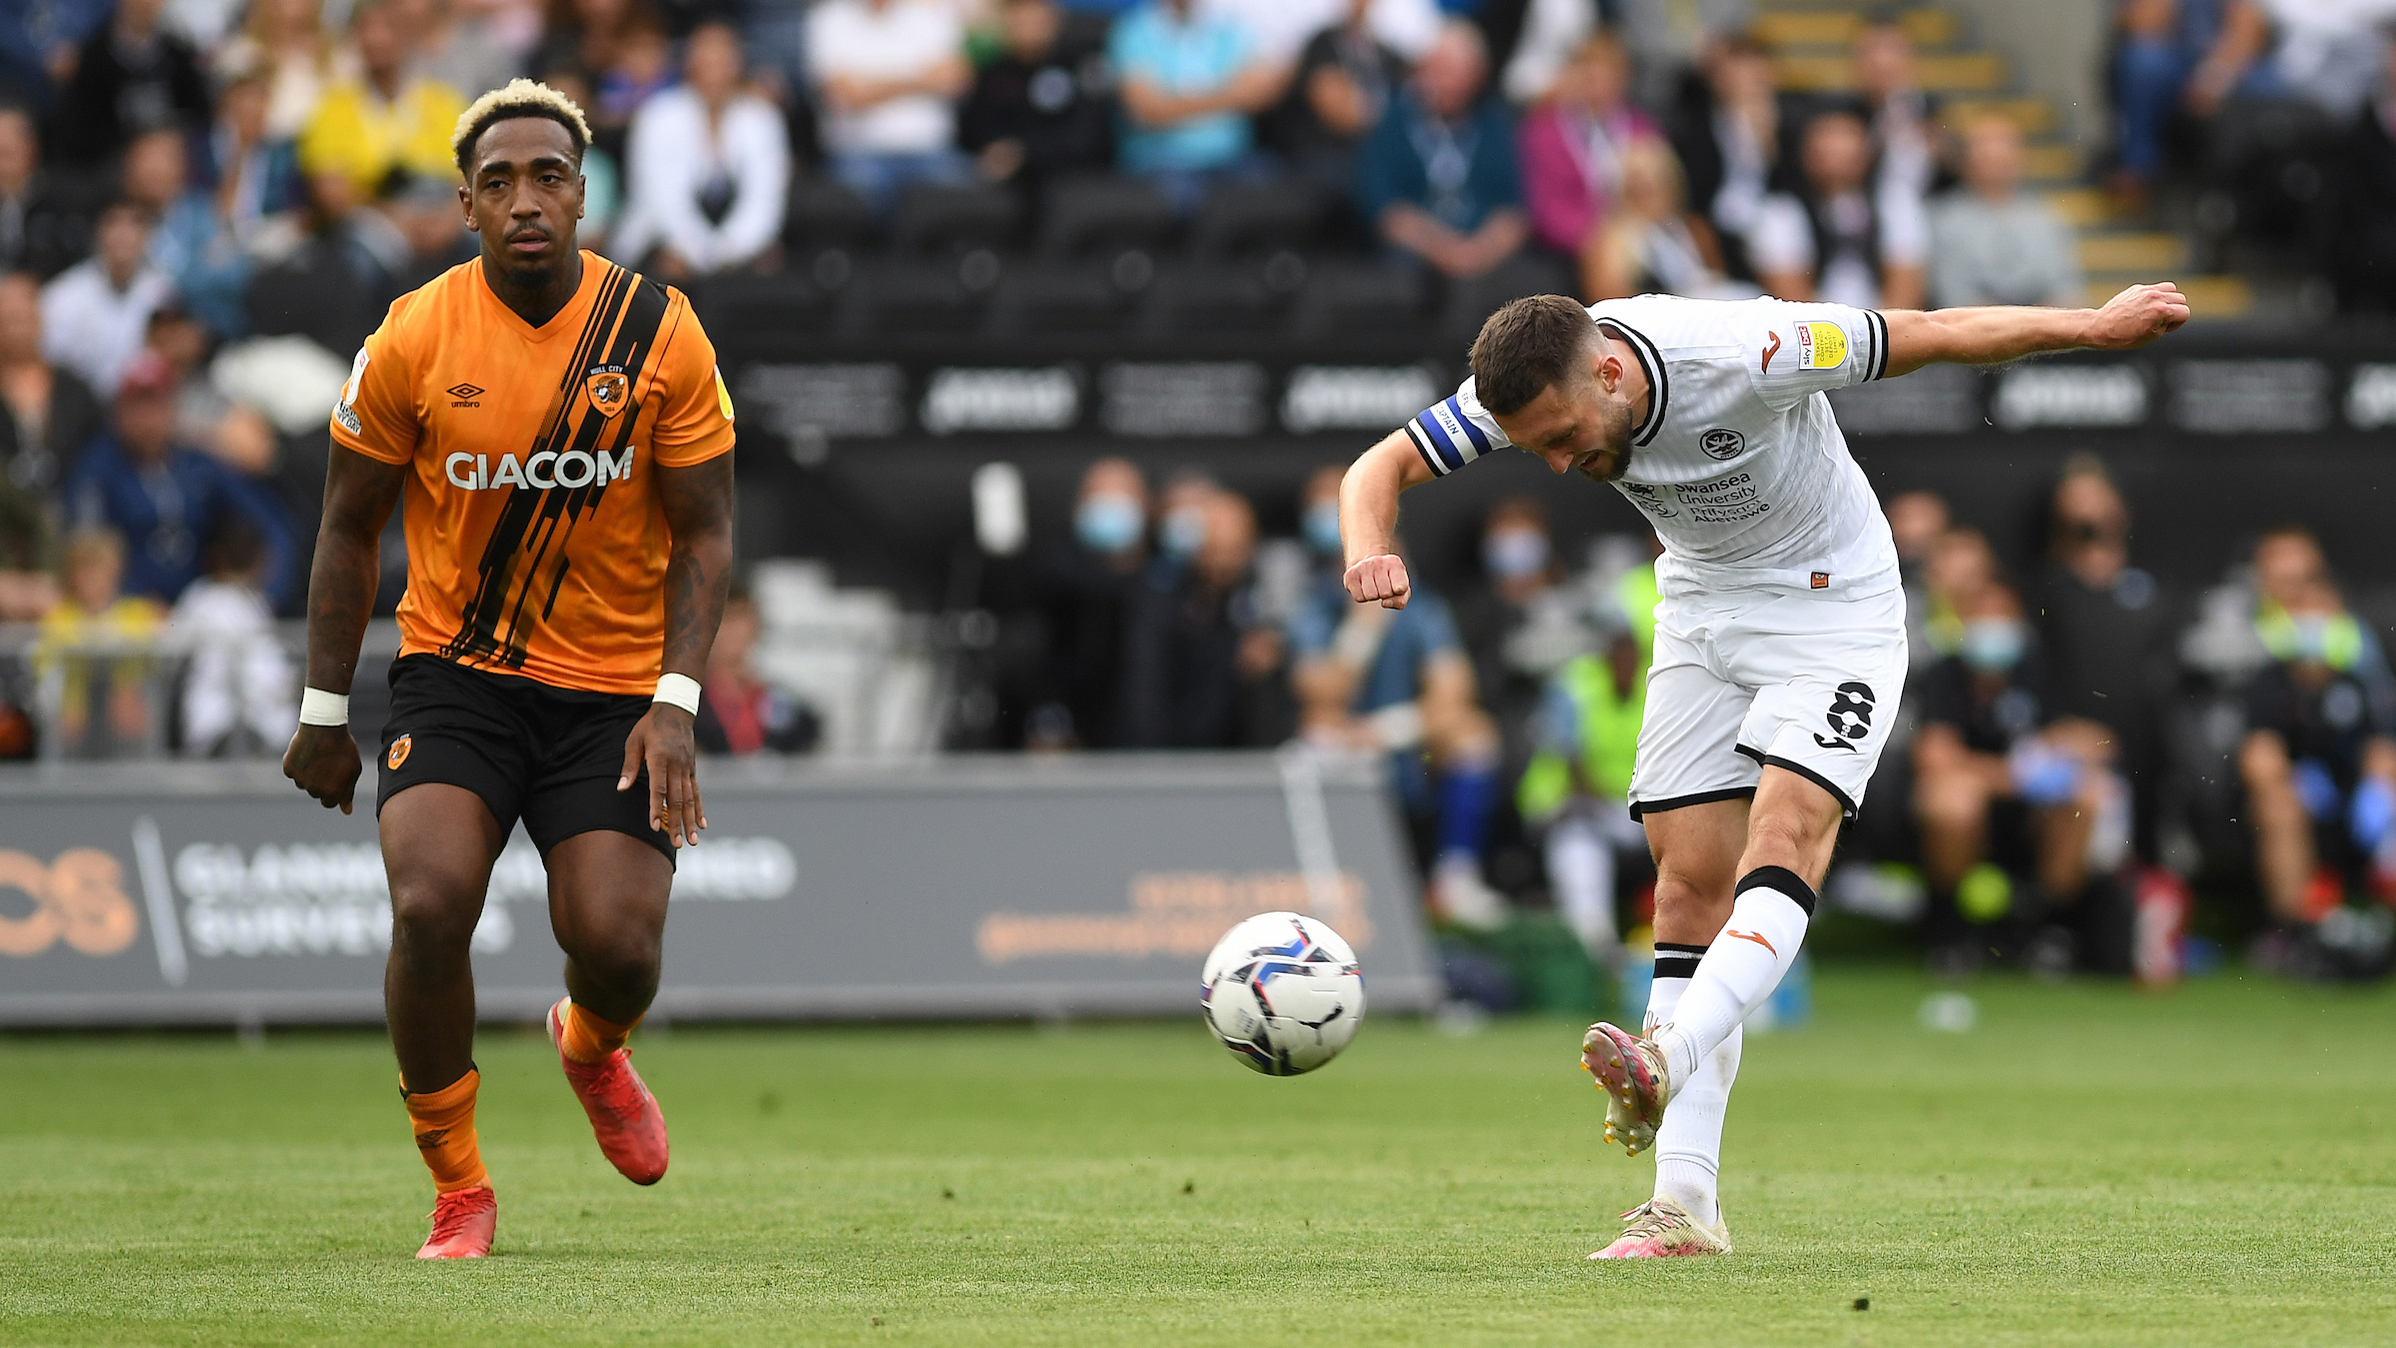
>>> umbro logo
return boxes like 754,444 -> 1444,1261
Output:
447,383 -> 484,408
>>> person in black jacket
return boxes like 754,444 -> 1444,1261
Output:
48,0 -> 210,167
959,0 -> 1112,188
0,270 -> 104,496
1264,0 -> 1405,198
0,107 -> 100,280
1119,487 -> 1282,748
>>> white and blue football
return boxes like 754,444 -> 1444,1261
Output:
1200,912 -> 1365,1076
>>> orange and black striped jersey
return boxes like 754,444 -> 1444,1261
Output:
329,252 -> 735,695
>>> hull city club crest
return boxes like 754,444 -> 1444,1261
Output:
585,364 -> 630,418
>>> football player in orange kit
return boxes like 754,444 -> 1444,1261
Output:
282,80 -> 737,1260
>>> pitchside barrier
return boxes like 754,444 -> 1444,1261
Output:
0,752 -> 1439,1027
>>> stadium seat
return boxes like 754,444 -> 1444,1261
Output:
891,182 -> 1024,255
987,260 -> 1135,337
691,272 -> 839,344
1436,252 -> 1577,343
1291,260 -> 1430,340
783,178 -> 876,253
1189,182 -> 1326,256
1139,260 -> 1289,339
1037,177 -> 1179,257
849,257 -> 995,337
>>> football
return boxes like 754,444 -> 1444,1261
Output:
1199,912 -> 1365,1076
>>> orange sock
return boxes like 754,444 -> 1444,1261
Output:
559,1000 -> 640,1063
402,1068 -> 489,1193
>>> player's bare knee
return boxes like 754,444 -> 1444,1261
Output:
1742,808 -> 1837,881
386,879 -> 483,969
565,925 -> 662,992
1652,860 -> 1733,929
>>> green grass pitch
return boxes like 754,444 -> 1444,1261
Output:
4,969 -> 2394,1347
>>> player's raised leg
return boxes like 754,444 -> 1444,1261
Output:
1652,768 -> 1840,1084
382,783 -> 508,1259
544,830 -> 674,1184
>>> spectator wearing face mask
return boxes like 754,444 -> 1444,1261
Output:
1028,457 -> 1152,749
2034,458 -> 2178,862
1120,489 -> 1288,748
1147,469 -> 1221,584
1454,496 -> 1574,782
1913,580 -> 2133,975
2237,527 -> 2396,965
1296,462 -> 1347,572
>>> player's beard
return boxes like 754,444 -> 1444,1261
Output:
1577,398 -> 1638,482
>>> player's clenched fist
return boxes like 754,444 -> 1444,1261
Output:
1344,554 -> 1411,609
2085,282 -> 2190,350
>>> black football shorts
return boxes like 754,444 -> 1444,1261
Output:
375,653 -> 675,864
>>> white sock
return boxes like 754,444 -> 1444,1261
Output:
1642,943 -> 1701,1033
1654,1025 -> 1740,1227
1655,868 -> 1815,1088
1549,817 -> 1620,963
1644,942 -> 1733,1227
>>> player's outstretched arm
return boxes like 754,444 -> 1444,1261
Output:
619,453 -> 735,848
282,445 -> 408,813
1879,282 -> 2190,379
1340,430 -> 1434,610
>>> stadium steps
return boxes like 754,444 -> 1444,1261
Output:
1750,0 -> 2256,319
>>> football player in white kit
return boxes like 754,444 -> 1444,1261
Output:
1338,283 -> 2189,1258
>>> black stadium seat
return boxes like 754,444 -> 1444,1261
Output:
891,182 -> 1024,255
850,257 -> 994,337
782,177 -> 876,252
1291,260 -> 1429,340
1140,260 -> 1288,339
691,272 -> 837,341
1037,177 -> 1178,257
1437,251 -> 1576,342
1189,182 -> 1325,256
988,261 -> 1134,337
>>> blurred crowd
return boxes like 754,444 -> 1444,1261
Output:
2110,0 -> 2396,306
0,0 -> 2394,976
958,453 -> 2396,984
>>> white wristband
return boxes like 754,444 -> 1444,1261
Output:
653,672 -> 701,716
298,687 -> 350,726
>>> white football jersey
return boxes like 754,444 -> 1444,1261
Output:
1404,294 -> 1902,601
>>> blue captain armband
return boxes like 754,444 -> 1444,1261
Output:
1403,395 -> 1499,477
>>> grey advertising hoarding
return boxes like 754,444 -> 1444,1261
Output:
0,753 -> 1438,1025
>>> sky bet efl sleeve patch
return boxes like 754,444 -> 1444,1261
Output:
1796,320 -> 1848,371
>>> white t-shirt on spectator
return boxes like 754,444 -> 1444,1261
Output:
40,261 -> 175,400
2261,0 -> 2396,119
1198,0 -> 1438,65
806,0 -> 964,156
611,87 -> 792,275
1746,185 -> 1926,311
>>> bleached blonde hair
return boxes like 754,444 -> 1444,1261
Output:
451,78 -> 594,179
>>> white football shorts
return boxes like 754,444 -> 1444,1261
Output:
1627,584 -> 1909,821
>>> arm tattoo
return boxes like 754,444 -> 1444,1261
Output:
658,454 -> 736,681
304,449 -> 408,694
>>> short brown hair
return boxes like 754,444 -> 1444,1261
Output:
1469,294 -> 1597,416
